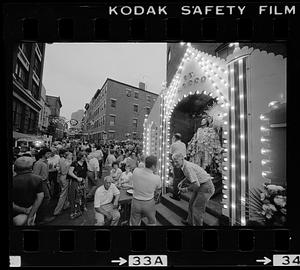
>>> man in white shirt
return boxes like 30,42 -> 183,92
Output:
169,133 -> 187,201
130,155 -> 161,226
94,176 -> 120,226
172,153 -> 215,226
86,149 -> 100,201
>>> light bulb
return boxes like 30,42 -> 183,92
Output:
224,185 -> 228,189
241,154 -> 245,160
223,204 -> 228,209
241,175 -> 246,181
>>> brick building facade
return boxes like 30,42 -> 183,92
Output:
12,43 -> 46,138
83,78 -> 158,144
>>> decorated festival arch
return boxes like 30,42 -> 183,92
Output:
143,43 -> 286,226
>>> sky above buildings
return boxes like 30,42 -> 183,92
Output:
42,43 -> 167,119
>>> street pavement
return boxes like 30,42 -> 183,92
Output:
46,168 -> 109,226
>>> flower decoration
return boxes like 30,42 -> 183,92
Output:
249,183 -> 287,226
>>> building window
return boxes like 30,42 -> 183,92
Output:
134,91 -> 139,99
32,81 -> 39,100
33,57 -> 41,75
15,61 -> 28,87
145,107 -> 150,115
126,89 -> 131,97
27,109 -> 37,133
132,132 -> 137,140
110,99 -> 116,108
20,43 -> 32,60
133,118 -> 138,128
133,104 -> 138,113
215,43 -> 235,59
109,115 -> 116,126
147,95 -> 151,102
13,99 -> 23,130
108,131 -> 115,139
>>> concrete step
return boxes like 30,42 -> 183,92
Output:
155,203 -> 184,226
160,194 -> 219,226
167,187 -> 223,218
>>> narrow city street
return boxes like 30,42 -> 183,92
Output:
47,168 -> 110,226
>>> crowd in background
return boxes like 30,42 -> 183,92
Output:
12,139 -> 147,226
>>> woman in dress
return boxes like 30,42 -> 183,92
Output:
53,151 -> 73,216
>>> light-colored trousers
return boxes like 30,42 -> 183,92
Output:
53,174 -> 70,215
95,203 -> 120,226
187,180 -> 215,226
130,198 -> 157,226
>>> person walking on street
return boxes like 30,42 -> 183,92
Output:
170,133 -> 187,201
94,145 -> 103,179
105,150 -> 116,171
48,147 -> 60,199
86,148 -> 100,201
53,151 -> 73,216
172,153 -> 215,226
130,156 -> 161,226
68,152 -> 88,219
13,157 -> 44,226
32,147 -> 55,225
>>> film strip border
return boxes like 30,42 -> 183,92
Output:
4,2 -> 300,267
9,228 -> 292,266
3,4 -> 299,41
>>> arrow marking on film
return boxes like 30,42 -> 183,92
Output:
111,257 -> 127,266
256,257 -> 271,265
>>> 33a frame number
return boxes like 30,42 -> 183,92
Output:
129,255 -> 167,267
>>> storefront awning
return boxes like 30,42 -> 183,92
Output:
13,131 -> 42,141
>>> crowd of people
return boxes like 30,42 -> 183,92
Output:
12,140 -> 155,226
12,133 -> 215,226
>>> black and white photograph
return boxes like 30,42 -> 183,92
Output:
12,42 -> 286,227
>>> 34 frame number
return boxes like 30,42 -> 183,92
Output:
129,255 -> 167,267
273,255 -> 300,266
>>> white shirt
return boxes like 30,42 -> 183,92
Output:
106,154 -> 116,166
94,183 -> 120,208
132,168 -> 161,201
170,140 -> 187,158
48,154 -> 60,168
87,155 -> 99,172
120,171 -> 133,185
94,150 -> 103,160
